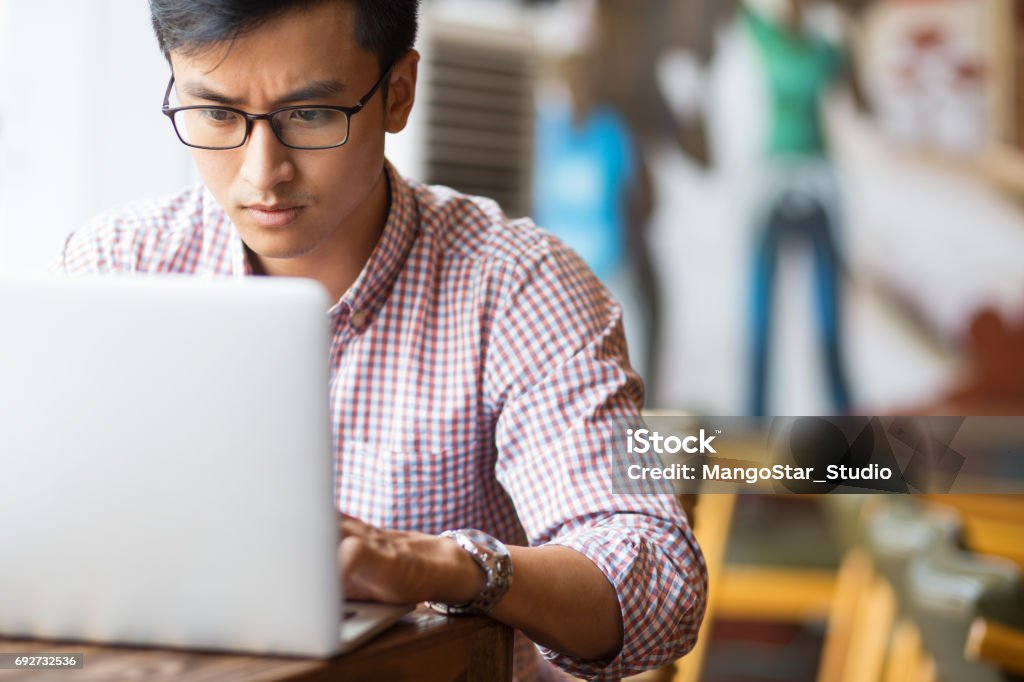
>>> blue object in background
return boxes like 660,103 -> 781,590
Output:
750,184 -> 851,416
533,102 -> 635,283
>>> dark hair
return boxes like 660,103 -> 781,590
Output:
149,0 -> 419,70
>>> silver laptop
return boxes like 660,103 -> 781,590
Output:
0,275 -> 410,657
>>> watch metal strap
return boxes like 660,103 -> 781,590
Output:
427,529 -> 513,615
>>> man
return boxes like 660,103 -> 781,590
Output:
58,1 -> 705,679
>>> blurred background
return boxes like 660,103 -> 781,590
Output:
3,0 -> 1024,418
2,1 -> 1024,681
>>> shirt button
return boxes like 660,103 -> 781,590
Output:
350,309 -> 367,329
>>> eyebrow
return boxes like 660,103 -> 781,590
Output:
178,79 -> 348,106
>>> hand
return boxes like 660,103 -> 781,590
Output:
337,513 -> 484,605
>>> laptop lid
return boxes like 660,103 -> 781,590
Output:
0,276 -> 342,657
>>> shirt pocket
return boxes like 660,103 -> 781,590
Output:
336,439 -> 481,532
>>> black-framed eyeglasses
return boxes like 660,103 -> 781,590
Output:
161,63 -> 394,150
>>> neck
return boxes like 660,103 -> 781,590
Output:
250,167 -> 391,304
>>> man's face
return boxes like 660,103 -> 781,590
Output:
168,1 -> 416,262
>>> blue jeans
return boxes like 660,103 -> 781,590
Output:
749,182 -> 852,416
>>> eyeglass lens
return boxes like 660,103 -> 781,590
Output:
172,108 -> 351,149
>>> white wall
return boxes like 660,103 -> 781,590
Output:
0,0 -> 194,274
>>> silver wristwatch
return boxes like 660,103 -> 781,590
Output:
428,529 -> 513,615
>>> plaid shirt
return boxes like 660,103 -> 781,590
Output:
58,161 -> 706,681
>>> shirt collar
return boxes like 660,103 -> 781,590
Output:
332,160 -> 419,323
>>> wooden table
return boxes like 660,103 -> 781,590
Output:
0,607 -> 513,681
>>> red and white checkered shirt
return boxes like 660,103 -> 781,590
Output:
58,161 -> 706,681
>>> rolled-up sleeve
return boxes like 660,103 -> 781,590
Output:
484,234 -> 707,680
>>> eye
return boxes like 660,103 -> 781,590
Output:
199,109 -> 237,124
288,109 -> 330,125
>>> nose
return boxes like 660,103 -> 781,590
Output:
238,119 -> 296,192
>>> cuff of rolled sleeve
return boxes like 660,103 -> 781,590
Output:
539,522 -> 705,681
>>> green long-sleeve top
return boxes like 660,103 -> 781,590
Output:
742,3 -> 842,157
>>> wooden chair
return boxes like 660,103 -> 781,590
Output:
669,493 -> 847,681
965,617 -> 1024,677
884,617 -> 935,682
817,547 -> 939,682
815,495 -> 993,682
671,493 -> 737,682
817,548 -> 874,682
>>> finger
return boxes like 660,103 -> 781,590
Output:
338,536 -> 385,601
338,514 -> 375,540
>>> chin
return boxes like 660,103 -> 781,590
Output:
242,229 -> 320,261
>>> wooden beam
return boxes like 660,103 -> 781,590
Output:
715,566 -> 836,623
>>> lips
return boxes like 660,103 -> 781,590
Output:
244,204 -> 303,228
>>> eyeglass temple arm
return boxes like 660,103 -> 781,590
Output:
355,62 -> 395,111
162,74 -> 176,110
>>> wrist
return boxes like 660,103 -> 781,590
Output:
434,532 -> 486,604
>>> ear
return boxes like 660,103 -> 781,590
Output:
384,49 -> 419,134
